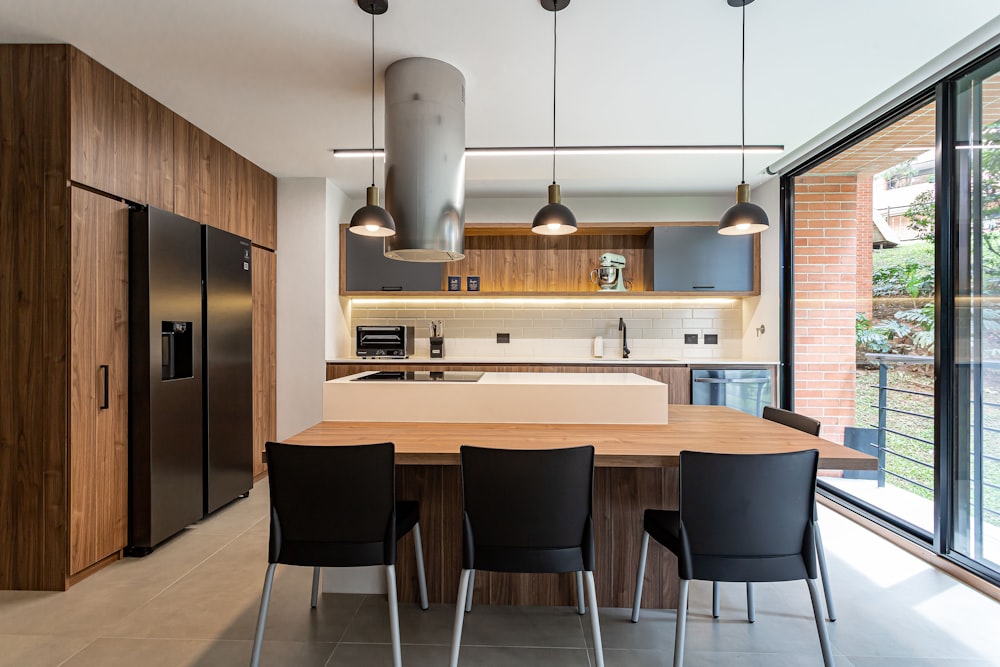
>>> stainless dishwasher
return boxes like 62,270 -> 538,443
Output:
690,368 -> 774,417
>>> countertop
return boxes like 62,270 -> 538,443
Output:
326,357 -> 780,366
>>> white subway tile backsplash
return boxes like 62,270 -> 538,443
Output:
349,301 -> 742,359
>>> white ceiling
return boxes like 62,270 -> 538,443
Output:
1,0 -> 997,199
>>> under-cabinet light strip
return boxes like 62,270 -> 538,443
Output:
332,145 -> 785,159
349,296 -> 737,307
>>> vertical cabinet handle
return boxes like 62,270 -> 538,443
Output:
100,364 -> 109,410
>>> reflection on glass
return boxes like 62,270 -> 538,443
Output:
955,61 -> 1000,572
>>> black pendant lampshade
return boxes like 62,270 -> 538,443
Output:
532,0 -> 577,236
349,0 -> 396,238
718,0 -> 768,236
532,183 -> 577,235
719,183 -> 768,235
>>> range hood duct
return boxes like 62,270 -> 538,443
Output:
383,57 -> 466,262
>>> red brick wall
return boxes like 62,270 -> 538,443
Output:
856,176 -> 874,319
793,174 -> 860,445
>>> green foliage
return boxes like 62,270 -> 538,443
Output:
872,259 -> 934,298
856,305 -> 936,356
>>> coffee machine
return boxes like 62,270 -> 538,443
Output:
590,253 -> 628,291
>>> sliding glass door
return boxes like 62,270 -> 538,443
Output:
953,56 -> 1000,572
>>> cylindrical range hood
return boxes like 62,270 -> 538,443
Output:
383,57 -> 466,262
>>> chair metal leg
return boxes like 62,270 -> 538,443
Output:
673,579 -> 689,667
450,569 -> 472,667
711,581 -> 720,619
576,571 -> 585,615
310,567 -> 320,609
806,578 -> 836,667
746,582 -> 755,623
583,571 -> 604,667
413,523 -> 430,610
814,520 -> 837,621
249,563 -> 277,667
465,569 -> 475,613
386,565 -> 402,667
631,531 -> 649,623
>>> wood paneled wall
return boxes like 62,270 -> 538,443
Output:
392,465 -> 679,608
444,232 -> 649,293
68,49 -> 276,250
1,44 -> 279,589
252,247 -> 277,478
0,44 -> 71,591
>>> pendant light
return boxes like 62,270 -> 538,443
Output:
532,0 -> 577,236
718,0 -> 769,236
349,0 -> 396,237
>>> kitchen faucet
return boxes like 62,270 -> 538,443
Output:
619,317 -> 630,359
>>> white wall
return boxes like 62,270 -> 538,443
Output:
276,178 -> 330,440
325,181 -> 354,360
742,177 -> 781,361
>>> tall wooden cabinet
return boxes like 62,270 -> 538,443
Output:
0,44 -> 278,590
69,189 -> 129,576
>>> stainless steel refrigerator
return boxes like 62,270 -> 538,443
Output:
128,206 -> 253,553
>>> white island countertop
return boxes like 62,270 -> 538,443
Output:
326,357 -> 779,366
323,371 -> 670,425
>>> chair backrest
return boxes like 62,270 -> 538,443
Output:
762,406 -> 821,436
460,445 -> 595,570
265,441 -> 396,566
678,450 -> 819,581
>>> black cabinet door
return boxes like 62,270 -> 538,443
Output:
644,225 -> 754,292
344,232 -> 442,292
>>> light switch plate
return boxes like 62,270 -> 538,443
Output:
704,334 -> 719,345
496,333 -> 510,344
684,334 -> 698,344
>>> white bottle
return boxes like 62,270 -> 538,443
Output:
593,336 -> 604,358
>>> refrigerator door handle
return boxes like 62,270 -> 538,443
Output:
100,364 -> 109,410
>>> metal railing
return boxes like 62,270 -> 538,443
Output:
864,354 -> 1000,553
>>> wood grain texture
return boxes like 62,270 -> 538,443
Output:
68,49 -> 174,209
252,164 -> 277,250
0,44 -> 71,590
252,247 -> 277,478
286,406 -> 876,470
327,362 -> 693,404
442,232 -> 649,292
69,188 -> 128,575
172,115 -> 215,226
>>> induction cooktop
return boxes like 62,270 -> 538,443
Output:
351,371 -> 484,382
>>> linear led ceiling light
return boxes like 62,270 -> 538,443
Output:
332,145 -> 784,158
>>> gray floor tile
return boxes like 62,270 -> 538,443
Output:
58,637 -> 335,667
0,635 -> 91,667
605,648 -> 858,667
326,643 -> 451,667
339,597 -> 456,645
455,603 -> 588,648
847,658 -> 998,667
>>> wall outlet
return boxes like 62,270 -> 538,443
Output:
704,334 -> 719,345
496,333 -> 510,344
684,334 -> 698,344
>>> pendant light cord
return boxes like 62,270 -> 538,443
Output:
740,1 -> 746,185
370,6 -> 376,188
551,6 -> 557,185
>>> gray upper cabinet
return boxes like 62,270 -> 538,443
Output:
344,231 -> 442,292
644,225 -> 756,293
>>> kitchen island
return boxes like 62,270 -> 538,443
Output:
288,399 -> 875,609
324,371 -> 670,424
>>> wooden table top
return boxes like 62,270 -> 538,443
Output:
286,405 -> 876,470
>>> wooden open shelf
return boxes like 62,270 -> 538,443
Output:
340,221 -> 760,297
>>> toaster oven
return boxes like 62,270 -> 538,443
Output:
355,325 -> 415,358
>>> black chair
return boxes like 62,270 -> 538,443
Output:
709,406 -> 829,623
250,442 -> 428,667
449,445 -> 604,667
631,450 -> 834,667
